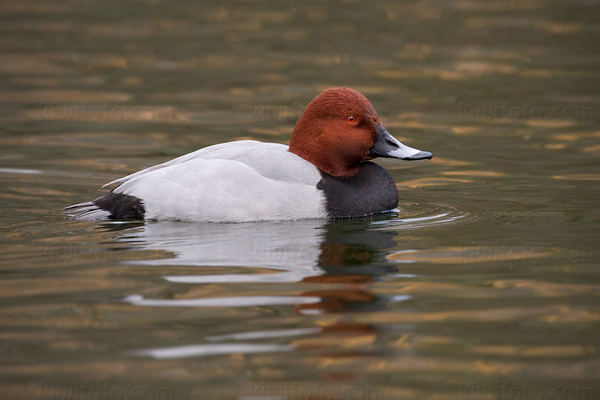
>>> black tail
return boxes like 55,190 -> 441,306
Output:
64,192 -> 145,220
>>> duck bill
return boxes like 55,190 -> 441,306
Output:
369,123 -> 433,160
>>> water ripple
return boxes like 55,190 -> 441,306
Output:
130,343 -> 293,359
123,294 -> 321,307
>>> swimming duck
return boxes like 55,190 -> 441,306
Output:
66,87 -> 432,222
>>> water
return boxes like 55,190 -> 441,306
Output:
1,0 -> 599,399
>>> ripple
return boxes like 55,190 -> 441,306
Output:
0,168 -> 42,175
551,174 -> 600,181
396,177 -> 473,189
130,343 -> 293,359
206,328 -> 321,342
164,272 -> 312,284
123,294 -> 321,307
377,203 -> 469,230
388,246 -> 559,264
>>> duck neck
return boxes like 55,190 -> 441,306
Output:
289,137 -> 362,178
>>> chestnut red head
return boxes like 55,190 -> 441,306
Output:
289,87 -> 432,177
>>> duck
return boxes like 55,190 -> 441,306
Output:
66,87 -> 432,222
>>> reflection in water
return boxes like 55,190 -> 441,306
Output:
120,218 -> 406,283
131,343 -> 294,360
124,294 -> 321,307
126,219 -> 325,281
116,218 -> 411,358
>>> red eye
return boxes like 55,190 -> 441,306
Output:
347,116 -> 356,123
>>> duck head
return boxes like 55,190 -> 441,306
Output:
289,87 -> 432,177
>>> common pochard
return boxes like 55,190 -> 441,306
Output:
66,87 -> 432,222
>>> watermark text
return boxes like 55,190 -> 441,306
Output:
37,103 -> 176,123
40,382 -> 173,400
460,382 -> 592,400
249,381 -> 383,400
459,102 -> 596,124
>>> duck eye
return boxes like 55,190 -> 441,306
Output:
347,116 -> 356,123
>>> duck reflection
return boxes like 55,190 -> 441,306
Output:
116,217 -> 409,314
118,218 -> 411,359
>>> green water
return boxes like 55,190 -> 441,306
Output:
1,1 -> 599,399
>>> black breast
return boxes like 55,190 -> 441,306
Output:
317,162 -> 399,218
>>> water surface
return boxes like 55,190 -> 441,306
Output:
1,0 -> 599,399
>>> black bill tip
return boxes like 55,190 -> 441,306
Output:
405,151 -> 433,161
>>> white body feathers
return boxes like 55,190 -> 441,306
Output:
105,141 -> 327,222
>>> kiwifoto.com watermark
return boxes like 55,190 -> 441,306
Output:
248,381 -> 383,400
459,243 -> 594,263
250,101 -> 305,123
40,382 -> 173,400
459,102 -> 597,124
37,102 -> 176,123
460,382 -> 593,400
